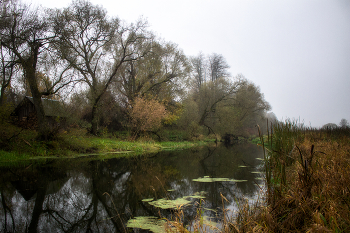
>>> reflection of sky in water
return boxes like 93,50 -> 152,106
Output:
0,143 -> 265,232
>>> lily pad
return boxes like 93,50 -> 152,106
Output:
149,197 -> 192,209
142,198 -> 154,202
203,207 -> 217,212
148,191 -> 206,209
202,216 -> 218,230
184,191 -> 207,199
127,216 -> 167,233
192,177 -> 247,183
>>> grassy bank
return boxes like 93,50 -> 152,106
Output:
229,122 -> 350,232
0,126 -> 212,163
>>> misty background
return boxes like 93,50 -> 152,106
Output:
26,0 -> 350,127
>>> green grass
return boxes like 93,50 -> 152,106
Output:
0,126 -> 212,163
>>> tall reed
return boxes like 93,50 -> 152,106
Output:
243,120 -> 350,232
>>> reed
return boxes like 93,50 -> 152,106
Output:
229,120 -> 350,232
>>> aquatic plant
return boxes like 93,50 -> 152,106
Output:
127,216 -> 168,233
192,176 -> 247,183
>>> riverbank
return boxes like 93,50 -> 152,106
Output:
227,125 -> 350,232
0,126 -> 213,163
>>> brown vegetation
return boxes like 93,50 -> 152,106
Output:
230,129 -> 350,232
129,97 -> 169,137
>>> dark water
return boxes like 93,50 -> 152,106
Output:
0,143 -> 264,232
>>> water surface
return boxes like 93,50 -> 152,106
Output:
0,143 -> 264,232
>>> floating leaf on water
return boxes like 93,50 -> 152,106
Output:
192,177 -> 247,183
185,191 -> 207,199
256,158 -> 264,161
192,177 -> 224,182
233,179 -> 248,182
149,197 -> 192,209
239,165 -> 248,168
167,189 -> 175,192
251,171 -> 264,174
195,191 -> 207,196
142,198 -> 154,202
148,191 -> 207,209
255,177 -> 264,180
184,194 -> 206,199
127,216 -> 167,233
202,216 -> 218,230
203,207 -> 217,212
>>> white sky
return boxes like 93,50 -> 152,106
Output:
26,0 -> 350,127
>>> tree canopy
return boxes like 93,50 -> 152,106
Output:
0,0 -> 273,140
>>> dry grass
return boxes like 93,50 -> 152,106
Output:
229,128 -> 350,232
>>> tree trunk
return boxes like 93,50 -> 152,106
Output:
91,101 -> 99,135
25,63 -> 51,140
0,87 -> 5,106
27,183 -> 47,233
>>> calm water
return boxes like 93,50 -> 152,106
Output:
0,143 -> 264,232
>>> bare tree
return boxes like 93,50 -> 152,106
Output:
339,118 -> 349,128
53,0 -> 152,135
0,1 -> 61,139
190,52 -> 206,90
208,53 -> 230,81
0,43 -> 18,106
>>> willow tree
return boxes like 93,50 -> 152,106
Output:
114,41 -> 190,106
196,75 -> 246,135
53,0 -> 152,135
0,1 -> 56,139
215,80 -> 271,136
180,53 -> 271,137
0,40 -> 18,106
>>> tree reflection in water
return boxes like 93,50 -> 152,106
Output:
0,143 -> 264,232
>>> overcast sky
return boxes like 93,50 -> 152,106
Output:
27,0 -> 350,127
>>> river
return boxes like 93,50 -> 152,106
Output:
0,142 -> 265,232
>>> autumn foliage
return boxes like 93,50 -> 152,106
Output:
129,97 -> 169,135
